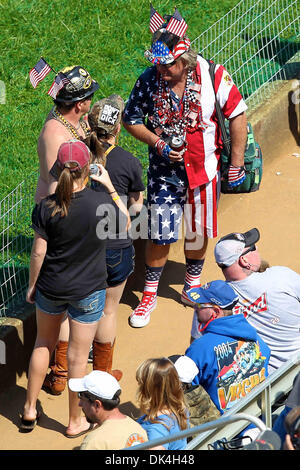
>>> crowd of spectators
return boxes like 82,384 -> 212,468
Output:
16,7 -> 300,451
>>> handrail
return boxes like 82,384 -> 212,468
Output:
124,352 -> 300,451
124,413 -> 267,451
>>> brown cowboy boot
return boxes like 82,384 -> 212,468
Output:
92,340 -> 123,381
43,340 -> 68,395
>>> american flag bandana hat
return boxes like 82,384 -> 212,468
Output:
144,36 -> 191,65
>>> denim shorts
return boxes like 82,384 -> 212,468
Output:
35,288 -> 106,324
106,244 -> 135,287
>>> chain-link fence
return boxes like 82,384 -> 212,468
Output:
192,0 -> 300,109
0,173 -> 38,318
1,0 -> 299,317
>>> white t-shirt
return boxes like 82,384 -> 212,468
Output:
191,267 -> 300,373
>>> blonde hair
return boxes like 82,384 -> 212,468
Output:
180,47 -> 198,70
136,358 -> 188,431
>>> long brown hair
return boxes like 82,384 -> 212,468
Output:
136,357 -> 188,431
46,164 -> 89,218
84,131 -> 107,166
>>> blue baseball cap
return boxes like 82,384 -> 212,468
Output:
186,280 -> 239,309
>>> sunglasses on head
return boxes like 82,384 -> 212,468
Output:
241,244 -> 256,256
78,391 -> 98,402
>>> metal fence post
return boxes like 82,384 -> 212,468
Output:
0,81 -> 5,104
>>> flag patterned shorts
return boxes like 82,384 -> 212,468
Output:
147,163 -> 221,245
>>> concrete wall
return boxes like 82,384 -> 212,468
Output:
0,305 -> 36,392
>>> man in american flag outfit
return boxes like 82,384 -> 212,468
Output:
123,6 -> 248,328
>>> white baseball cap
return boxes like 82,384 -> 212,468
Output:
214,228 -> 260,267
168,355 -> 199,384
69,370 -> 121,400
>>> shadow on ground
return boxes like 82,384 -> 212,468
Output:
0,384 -> 65,435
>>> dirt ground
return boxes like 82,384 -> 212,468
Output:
0,137 -> 300,450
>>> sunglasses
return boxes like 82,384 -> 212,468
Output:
241,244 -> 256,256
158,61 -> 176,68
78,391 -> 98,402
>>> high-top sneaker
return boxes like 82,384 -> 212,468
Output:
129,292 -> 157,328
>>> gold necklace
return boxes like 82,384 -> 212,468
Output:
52,106 -> 90,139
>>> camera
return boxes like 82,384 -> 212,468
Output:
89,164 -> 100,176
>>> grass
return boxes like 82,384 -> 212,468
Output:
0,0 -> 241,201
0,0 -> 298,315
0,0 -> 243,315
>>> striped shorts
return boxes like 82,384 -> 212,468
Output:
185,171 -> 221,240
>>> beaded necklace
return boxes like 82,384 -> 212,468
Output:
52,106 -> 90,139
149,69 -> 207,143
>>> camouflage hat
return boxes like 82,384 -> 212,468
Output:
88,95 -> 124,136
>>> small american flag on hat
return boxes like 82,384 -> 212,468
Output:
166,8 -> 187,37
149,4 -> 165,33
47,73 -> 69,99
29,58 -> 51,88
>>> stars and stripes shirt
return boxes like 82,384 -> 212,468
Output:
123,55 -> 247,189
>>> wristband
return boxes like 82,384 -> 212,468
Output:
109,190 -> 117,194
112,195 -> 120,202
154,138 -> 171,160
228,165 -> 246,188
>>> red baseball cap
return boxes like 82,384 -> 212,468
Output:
57,140 -> 90,171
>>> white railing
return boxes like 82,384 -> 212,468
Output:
0,173 -> 37,318
192,0 -> 300,109
123,413 -> 267,451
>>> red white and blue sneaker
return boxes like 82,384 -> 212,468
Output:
129,292 -> 157,328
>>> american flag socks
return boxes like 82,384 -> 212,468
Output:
181,259 -> 204,306
143,265 -> 164,294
